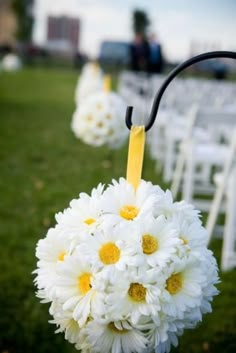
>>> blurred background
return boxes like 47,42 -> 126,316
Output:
0,0 -> 236,352
1,0 -> 236,73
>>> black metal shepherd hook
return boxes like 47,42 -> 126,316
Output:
125,51 -> 236,132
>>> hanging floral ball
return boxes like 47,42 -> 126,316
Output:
81,62 -> 103,78
34,178 -> 219,353
75,62 -> 104,104
1,54 -> 22,72
72,92 -> 129,148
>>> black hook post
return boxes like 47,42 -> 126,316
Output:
125,51 -> 236,132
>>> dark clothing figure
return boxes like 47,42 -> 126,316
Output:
149,39 -> 164,74
130,34 -> 150,72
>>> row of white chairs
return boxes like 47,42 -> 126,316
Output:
118,71 -> 236,271
119,71 -> 236,180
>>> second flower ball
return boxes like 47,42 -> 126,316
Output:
72,91 -> 128,148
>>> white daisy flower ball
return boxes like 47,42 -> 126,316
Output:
71,92 -> 128,148
81,62 -> 103,79
34,178 -> 219,353
1,53 -> 22,72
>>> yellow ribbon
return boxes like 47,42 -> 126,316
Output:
103,75 -> 111,92
126,125 -> 146,190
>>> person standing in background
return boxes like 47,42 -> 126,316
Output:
130,32 -> 150,72
148,33 -> 164,74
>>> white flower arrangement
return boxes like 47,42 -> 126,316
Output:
81,62 -> 103,78
71,90 -> 128,148
75,62 -> 104,104
34,178 -> 219,353
1,53 -> 22,72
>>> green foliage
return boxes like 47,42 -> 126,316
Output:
0,68 -> 235,353
12,0 -> 33,41
132,9 -> 150,37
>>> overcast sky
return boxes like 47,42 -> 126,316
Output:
33,0 -> 236,61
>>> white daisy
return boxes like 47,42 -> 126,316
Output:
152,189 -> 175,219
169,213 -> 208,259
170,199 -> 201,223
177,306 -> 203,329
77,221 -> 143,277
145,317 -> 185,353
135,215 -> 181,268
34,227 -> 74,300
154,331 -> 179,353
153,190 -> 201,223
106,269 -> 162,325
55,253 -> 105,327
135,315 -> 169,351
55,184 -> 104,236
49,300 -> 81,345
161,257 -> 207,319
101,178 -> 163,223
81,319 -> 148,353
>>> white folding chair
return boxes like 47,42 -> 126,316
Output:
206,129 -> 236,270
171,107 -> 236,211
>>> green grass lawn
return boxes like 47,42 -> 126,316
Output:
0,68 -> 235,353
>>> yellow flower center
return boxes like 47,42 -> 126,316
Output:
128,283 -> 146,302
180,236 -> 188,245
108,322 -> 128,334
99,242 -> 120,265
166,273 -> 183,295
57,251 -> 66,261
119,205 -> 139,220
78,273 -> 92,295
84,218 -> 96,225
142,234 -> 158,254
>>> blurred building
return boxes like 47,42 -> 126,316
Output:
0,0 -> 17,48
46,15 -> 80,55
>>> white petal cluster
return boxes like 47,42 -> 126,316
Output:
34,178 -> 219,353
72,92 -> 128,148
75,62 -> 104,104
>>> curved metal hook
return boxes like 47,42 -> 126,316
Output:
126,51 -> 236,131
